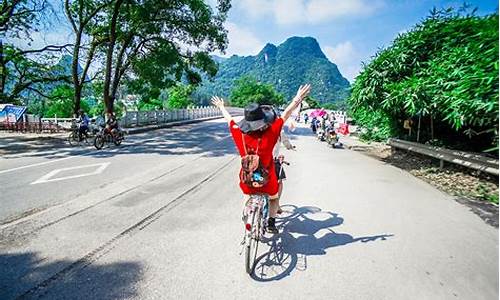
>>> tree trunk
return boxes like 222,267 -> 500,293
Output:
103,0 -> 124,114
0,40 -> 5,101
72,29 -> 83,114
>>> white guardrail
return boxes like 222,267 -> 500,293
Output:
39,117 -> 74,129
388,138 -> 499,176
37,106 -> 244,130
119,106 -> 222,128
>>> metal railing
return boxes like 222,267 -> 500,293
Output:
388,138 -> 499,176
0,121 -> 63,133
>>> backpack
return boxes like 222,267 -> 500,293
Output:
240,132 -> 269,188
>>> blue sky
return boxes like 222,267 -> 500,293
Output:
221,0 -> 498,82
12,0 -> 498,83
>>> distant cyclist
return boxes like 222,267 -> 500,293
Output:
211,84 -> 311,233
78,109 -> 90,140
105,112 -> 119,137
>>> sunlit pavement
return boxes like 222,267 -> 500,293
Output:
0,120 -> 497,299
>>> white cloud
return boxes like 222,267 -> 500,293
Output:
323,41 -> 363,82
306,0 -> 382,23
274,0 -> 305,25
238,0 -> 383,25
239,0 -> 274,19
221,22 -> 264,56
324,41 -> 353,65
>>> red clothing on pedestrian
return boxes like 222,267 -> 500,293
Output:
229,118 -> 284,195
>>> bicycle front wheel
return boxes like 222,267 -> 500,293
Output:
245,210 -> 261,274
94,134 -> 105,150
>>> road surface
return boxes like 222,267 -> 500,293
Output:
0,119 -> 497,299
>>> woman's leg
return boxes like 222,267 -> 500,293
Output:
268,192 -> 280,218
277,181 -> 283,213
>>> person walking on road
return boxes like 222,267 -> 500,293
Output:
211,84 -> 311,233
273,129 -> 294,214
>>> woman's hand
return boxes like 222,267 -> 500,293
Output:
211,96 -> 233,123
282,84 -> 311,122
211,96 -> 225,108
293,84 -> 311,104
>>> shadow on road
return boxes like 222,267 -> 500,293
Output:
0,135 -> 70,157
251,205 -> 393,281
0,252 -> 142,299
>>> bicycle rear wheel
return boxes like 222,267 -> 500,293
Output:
68,131 -> 79,146
245,210 -> 261,274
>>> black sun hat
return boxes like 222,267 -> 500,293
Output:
238,103 -> 276,133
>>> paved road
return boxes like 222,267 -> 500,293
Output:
0,119 -> 497,299
0,120 -> 230,223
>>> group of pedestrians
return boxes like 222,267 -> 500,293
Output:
309,112 -> 336,135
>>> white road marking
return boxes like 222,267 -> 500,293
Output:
0,156 -> 74,175
31,162 -> 110,185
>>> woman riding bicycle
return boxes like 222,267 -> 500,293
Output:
211,84 -> 311,233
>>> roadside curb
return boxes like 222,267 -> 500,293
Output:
124,116 -> 224,135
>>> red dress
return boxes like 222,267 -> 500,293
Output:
229,118 -> 284,195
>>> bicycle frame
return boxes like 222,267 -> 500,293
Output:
243,194 -> 269,234
242,194 -> 269,274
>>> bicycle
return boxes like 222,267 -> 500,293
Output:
241,194 -> 269,274
68,120 -> 90,146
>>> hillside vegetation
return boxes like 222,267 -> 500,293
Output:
194,37 -> 350,105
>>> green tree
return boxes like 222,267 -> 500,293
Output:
166,85 -> 194,109
349,7 -> 498,151
44,85 -> 90,117
229,76 -> 285,107
1,1 -> 71,104
1,0 -> 48,38
84,0 -> 231,113
64,0 -> 110,114
138,98 -> 163,111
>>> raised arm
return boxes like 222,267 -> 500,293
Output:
282,84 -> 311,123
211,96 -> 234,124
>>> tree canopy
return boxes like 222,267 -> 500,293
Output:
1,1 -> 70,104
229,76 -> 285,107
166,85 -> 195,109
86,0 -> 230,113
2,0 -> 232,118
349,8 -> 498,152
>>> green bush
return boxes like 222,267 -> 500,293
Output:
349,8 -> 498,151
